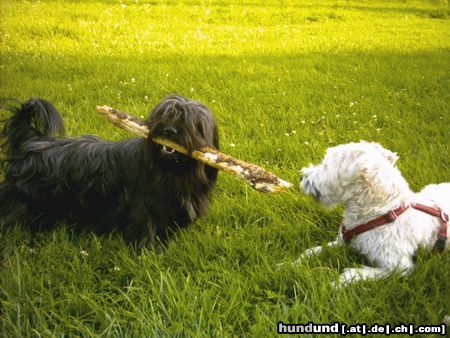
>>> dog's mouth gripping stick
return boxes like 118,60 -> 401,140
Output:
96,106 -> 292,193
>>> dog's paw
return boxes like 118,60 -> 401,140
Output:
300,245 -> 324,259
334,266 -> 394,288
331,268 -> 361,289
276,246 -> 325,269
339,268 -> 361,285
277,243 -> 332,269
275,260 -> 299,269
276,262 -> 287,269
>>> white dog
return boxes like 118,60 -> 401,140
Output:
298,141 -> 449,286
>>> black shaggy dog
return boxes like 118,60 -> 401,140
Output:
0,95 -> 219,250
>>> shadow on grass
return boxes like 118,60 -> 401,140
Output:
31,0 -> 449,19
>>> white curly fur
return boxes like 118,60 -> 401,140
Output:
298,141 -> 450,287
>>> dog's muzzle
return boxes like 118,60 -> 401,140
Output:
158,126 -> 179,156
156,143 -> 187,165
161,145 -> 176,155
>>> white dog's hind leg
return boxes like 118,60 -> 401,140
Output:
336,258 -> 414,288
336,266 -> 393,287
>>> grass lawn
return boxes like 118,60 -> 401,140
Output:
1,0 -> 449,336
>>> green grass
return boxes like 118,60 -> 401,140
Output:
1,0 -> 449,336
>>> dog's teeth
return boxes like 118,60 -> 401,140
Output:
162,145 -> 176,154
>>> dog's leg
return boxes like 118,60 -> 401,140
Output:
277,239 -> 341,267
124,215 -> 157,253
300,240 -> 340,258
336,258 -> 413,288
136,223 -> 156,254
293,239 -> 341,265
336,266 -> 393,287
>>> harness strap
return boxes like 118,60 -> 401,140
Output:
341,205 -> 410,242
341,203 -> 448,252
411,204 -> 448,252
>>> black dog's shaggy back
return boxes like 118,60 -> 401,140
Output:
0,95 -> 219,250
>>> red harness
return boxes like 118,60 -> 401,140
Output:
341,203 -> 449,252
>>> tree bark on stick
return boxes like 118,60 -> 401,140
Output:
96,105 -> 292,193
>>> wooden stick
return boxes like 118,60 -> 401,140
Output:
96,105 -> 293,193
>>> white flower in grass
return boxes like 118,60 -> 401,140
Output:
80,250 -> 89,256
443,315 -> 450,325
229,143 -> 236,147
114,266 -> 121,271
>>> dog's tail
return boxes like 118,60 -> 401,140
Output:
1,98 -> 65,151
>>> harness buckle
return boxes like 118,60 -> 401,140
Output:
441,211 -> 449,222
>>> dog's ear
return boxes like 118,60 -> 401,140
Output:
356,163 -> 390,205
370,142 -> 399,165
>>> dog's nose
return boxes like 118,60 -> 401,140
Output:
163,126 -> 178,137
312,187 -> 321,199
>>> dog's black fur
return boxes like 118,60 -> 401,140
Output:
0,95 -> 219,249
